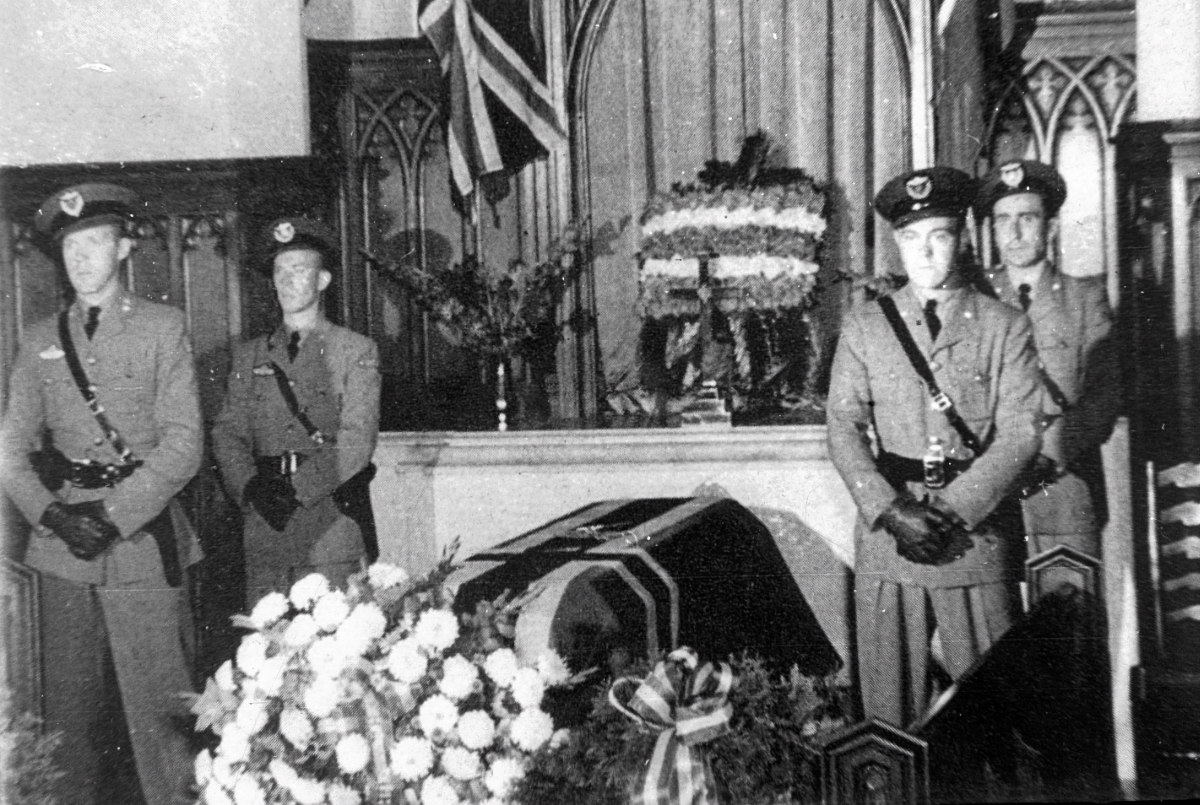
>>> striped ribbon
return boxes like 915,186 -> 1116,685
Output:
608,647 -> 733,805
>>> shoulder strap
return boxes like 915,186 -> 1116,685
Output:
268,360 -> 327,446
57,310 -> 138,464
876,296 -> 986,455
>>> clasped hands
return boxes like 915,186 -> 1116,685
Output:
40,500 -> 120,561
877,494 -> 973,565
243,472 -> 300,531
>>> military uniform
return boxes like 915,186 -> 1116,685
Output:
0,185 -> 201,805
827,168 -> 1044,726
977,161 -> 1119,558
211,219 -> 381,606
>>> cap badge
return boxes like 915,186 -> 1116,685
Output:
273,222 -> 295,243
905,176 -> 932,200
1000,163 -> 1025,189
59,191 -> 85,218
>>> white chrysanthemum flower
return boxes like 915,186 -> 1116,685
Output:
304,675 -> 340,718
509,667 -> 545,710
440,745 -> 481,781
235,698 -> 270,735
203,781 -> 234,805
253,654 -> 287,697
550,727 -> 571,749
290,573 -> 330,610
438,655 -> 479,701
386,639 -> 428,684
290,777 -> 327,805
456,710 -> 496,750
413,609 -> 459,652
307,635 -> 350,678
249,591 -> 289,629
417,694 -> 459,738
268,759 -> 299,790
420,775 -> 462,805
367,562 -> 409,589
279,707 -> 314,748
335,602 -> 387,657
390,736 -> 434,781
284,613 -> 320,647
313,590 -> 351,631
232,773 -> 266,805
217,722 -> 251,763
511,707 -> 554,752
211,755 -> 236,789
484,756 -> 526,798
235,633 -> 269,677
535,650 -> 571,686
336,733 -> 371,774
482,648 -> 519,688
214,659 -> 237,692
194,748 -> 213,786
328,782 -> 361,805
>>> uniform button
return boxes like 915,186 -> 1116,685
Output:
93,437 -> 104,446
929,361 -> 941,371
964,311 -> 973,319
86,357 -> 97,365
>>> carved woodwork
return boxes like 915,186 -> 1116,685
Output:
820,719 -> 930,805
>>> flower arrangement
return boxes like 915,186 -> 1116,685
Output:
638,134 -> 827,319
189,559 -> 574,805
373,227 -> 580,359
511,653 -> 847,805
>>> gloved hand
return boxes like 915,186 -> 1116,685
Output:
243,472 -> 299,532
877,495 -> 955,564
39,500 -> 121,560
925,497 -> 974,565
1013,453 -> 1062,499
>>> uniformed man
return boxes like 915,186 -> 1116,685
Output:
976,160 -> 1119,559
827,167 -> 1044,727
0,183 -> 202,805
212,217 -> 381,607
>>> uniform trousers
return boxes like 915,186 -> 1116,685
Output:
39,573 -> 195,805
856,577 -> 1017,728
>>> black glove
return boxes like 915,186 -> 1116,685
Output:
243,473 -> 299,532
39,500 -> 121,560
925,498 -> 974,565
878,496 -> 953,564
1012,453 -> 1061,499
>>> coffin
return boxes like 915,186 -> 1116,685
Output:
447,497 -> 841,677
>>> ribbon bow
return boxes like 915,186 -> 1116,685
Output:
608,647 -> 734,805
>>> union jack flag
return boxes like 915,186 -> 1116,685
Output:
419,0 -> 567,198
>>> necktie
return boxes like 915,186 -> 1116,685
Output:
287,331 -> 301,362
1017,283 -> 1032,312
84,306 -> 101,340
924,299 -> 941,341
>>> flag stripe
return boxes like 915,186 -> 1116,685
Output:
419,0 -> 564,196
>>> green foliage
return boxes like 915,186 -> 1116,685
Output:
512,653 -> 847,805
2,714 -> 65,805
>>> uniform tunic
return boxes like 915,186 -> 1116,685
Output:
0,294 -> 202,805
212,318 -> 380,605
978,265 -> 1118,558
827,284 -> 1044,726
